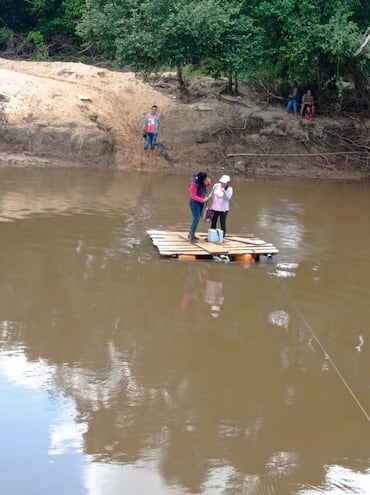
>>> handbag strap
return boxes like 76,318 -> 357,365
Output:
207,184 -> 217,206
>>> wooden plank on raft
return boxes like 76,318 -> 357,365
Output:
178,234 -> 218,255
227,235 -> 268,246
146,230 -> 279,259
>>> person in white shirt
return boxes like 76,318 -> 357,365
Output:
210,175 -> 233,238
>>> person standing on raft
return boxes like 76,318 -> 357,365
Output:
210,175 -> 233,239
188,172 -> 210,243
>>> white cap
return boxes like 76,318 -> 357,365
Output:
219,175 -> 230,183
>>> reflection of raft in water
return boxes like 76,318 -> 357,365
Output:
146,230 -> 278,262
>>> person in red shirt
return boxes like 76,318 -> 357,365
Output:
143,105 -> 160,151
300,89 -> 315,118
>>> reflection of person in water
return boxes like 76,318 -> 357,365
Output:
180,264 -> 224,318
136,175 -> 155,220
203,279 -> 224,318
180,264 -> 204,311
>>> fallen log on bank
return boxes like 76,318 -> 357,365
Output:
228,151 -> 360,157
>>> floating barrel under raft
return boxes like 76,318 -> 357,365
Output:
177,254 -> 196,261
233,253 -> 255,263
175,253 -> 276,263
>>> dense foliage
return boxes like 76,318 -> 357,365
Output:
0,0 -> 369,98
0,0 -> 84,57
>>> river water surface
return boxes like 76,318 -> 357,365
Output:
0,168 -> 369,495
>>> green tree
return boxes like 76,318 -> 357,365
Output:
78,0 -> 237,88
77,0 -> 137,59
0,0 -> 34,31
77,0 -> 369,97
29,0 -> 84,42
250,0 -> 369,96
203,3 -> 261,94
0,0 -> 84,56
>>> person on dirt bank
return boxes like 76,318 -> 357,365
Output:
285,87 -> 301,117
188,172 -> 211,243
143,105 -> 160,151
300,89 -> 315,119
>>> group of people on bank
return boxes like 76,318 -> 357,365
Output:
142,87 -> 316,156
286,87 -> 315,121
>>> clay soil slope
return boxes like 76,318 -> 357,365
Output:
0,58 -> 369,179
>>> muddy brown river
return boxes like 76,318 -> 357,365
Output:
0,168 -> 369,495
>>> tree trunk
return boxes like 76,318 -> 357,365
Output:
176,65 -> 190,100
234,76 -> 239,95
227,73 -> 233,95
177,66 -> 185,89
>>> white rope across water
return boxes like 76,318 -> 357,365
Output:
201,170 -> 370,422
280,282 -> 370,424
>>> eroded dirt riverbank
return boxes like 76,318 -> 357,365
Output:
0,58 -> 369,179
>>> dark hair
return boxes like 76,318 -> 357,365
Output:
196,172 -> 207,184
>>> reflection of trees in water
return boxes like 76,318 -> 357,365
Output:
0,217 -> 369,494
0,168 -> 117,221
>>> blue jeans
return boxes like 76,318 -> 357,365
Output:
286,100 -> 300,115
144,132 -> 157,150
189,200 -> 204,238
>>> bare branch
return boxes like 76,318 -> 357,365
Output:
355,28 -> 370,56
258,81 -> 284,102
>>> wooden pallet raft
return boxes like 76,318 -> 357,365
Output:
146,230 -> 279,260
